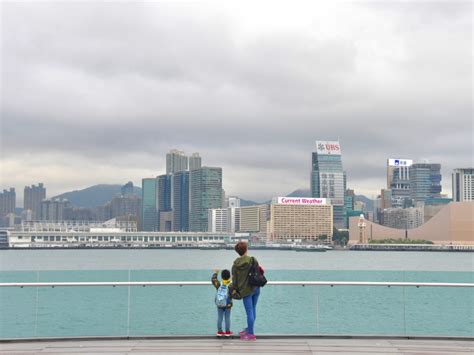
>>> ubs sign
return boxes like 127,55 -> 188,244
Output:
316,141 -> 341,155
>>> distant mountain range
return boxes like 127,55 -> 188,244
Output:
52,184 -> 373,211
52,184 -> 142,208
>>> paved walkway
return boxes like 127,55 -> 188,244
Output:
1,338 -> 473,354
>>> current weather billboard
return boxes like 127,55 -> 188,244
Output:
276,197 -> 327,205
315,141 -> 341,155
388,159 -> 413,167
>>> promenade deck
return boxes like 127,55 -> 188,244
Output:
1,337 -> 473,354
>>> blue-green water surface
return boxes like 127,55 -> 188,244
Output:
0,250 -> 472,338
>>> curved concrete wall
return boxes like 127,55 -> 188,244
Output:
349,202 -> 474,245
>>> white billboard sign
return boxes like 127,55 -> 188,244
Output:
315,141 -> 341,155
276,197 -> 327,205
388,159 -> 413,167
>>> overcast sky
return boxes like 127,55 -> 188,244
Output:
1,1 -> 472,204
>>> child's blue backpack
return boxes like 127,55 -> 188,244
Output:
215,284 -> 229,308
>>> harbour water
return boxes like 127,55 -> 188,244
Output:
0,249 -> 472,339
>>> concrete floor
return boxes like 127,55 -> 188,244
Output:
1,338 -> 473,354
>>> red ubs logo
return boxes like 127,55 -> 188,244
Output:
325,144 -> 340,151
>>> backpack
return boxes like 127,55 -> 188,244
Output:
248,257 -> 267,287
215,283 -> 230,308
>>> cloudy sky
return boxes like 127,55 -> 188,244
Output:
1,1 -> 472,204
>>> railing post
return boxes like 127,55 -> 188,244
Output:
127,270 -> 131,337
34,271 -> 39,338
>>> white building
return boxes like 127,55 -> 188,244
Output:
452,168 -> 473,202
208,208 -> 229,233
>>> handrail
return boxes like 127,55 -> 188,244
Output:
1,281 -> 473,287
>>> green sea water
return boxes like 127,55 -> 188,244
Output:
0,250 -> 472,339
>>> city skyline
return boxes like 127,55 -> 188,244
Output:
1,1 -> 472,202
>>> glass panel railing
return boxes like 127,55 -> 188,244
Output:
1,270 -> 472,339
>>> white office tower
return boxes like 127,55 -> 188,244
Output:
452,168 -> 473,202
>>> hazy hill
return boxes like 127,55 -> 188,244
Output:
52,184 -> 142,208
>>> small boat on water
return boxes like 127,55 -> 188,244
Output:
293,244 -> 332,252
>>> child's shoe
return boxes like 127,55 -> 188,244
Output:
238,329 -> 247,336
240,334 -> 257,341
216,331 -> 225,337
224,331 -> 233,337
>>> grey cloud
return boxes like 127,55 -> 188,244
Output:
1,1 -> 472,201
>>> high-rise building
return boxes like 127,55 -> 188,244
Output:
208,208 -> 229,232
189,152 -> 202,171
410,163 -> 442,203
310,140 -> 345,229
0,188 -> 16,219
24,183 -> 46,220
172,171 -> 190,232
166,149 -> 188,174
111,194 -> 141,225
267,197 -> 333,242
380,189 -> 392,210
141,178 -> 158,231
381,207 -> 424,230
157,174 -> 172,231
121,181 -> 134,196
239,205 -> 269,233
452,168 -> 473,202
40,199 -> 71,221
387,159 -> 413,207
189,167 -> 223,232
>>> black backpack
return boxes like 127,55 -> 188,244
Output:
248,257 -> 267,287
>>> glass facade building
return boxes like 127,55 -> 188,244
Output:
141,178 -> 158,231
172,170 -> 190,231
311,141 -> 346,229
409,163 -> 442,203
189,167 -> 223,232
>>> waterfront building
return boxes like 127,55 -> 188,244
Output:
310,140 -> 345,229
6,220 -> 249,248
381,207 -> 424,230
157,174 -> 172,231
24,183 -> 46,220
0,188 -> 16,220
452,168 -> 473,202
141,178 -> 158,231
208,208 -> 228,233
40,199 -> 71,221
267,197 -> 333,242
348,202 -> 473,245
189,152 -> 202,170
110,194 -> 141,226
239,204 -> 269,233
189,167 -> 223,232
166,149 -> 188,174
410,163 -> 442,203
225,197 -> 241,233
387,159 -> 412,207
172,170 -> 189,232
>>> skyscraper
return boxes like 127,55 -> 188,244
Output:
189,152 -> 202,170
40,199 -> 71,221
166,149 -> 188,174
0,188 -> 16,219
172,170 -> 190,232
24,183 -> 46,220
157,174 -> 172,231
452,168 -> 473,202
189,167 -> 223,232
310,140 -> 345,229
121,181 -> 134,196
387,159 -> 412,207
410,163 -> 442,203
141,178 -> 158,231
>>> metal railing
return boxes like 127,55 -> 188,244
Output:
1,281 -> 473,287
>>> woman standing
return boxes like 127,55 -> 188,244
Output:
231,241 -> 261,341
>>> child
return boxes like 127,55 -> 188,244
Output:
211,269 -> 233,337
